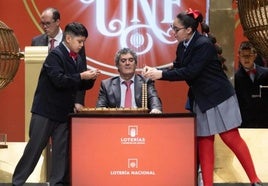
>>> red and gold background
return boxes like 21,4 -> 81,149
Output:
0,1 -> 245,141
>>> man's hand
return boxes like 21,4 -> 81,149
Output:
149,108 -> 162,114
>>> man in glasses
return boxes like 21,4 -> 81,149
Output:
96,48 -> 162,113
32,7 -> 61,51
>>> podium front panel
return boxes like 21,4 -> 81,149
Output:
70,114 -> 196,186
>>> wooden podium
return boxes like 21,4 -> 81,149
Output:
70,113 -> 196,186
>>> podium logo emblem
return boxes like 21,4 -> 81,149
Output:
120,125 -> 145,144
128,125 -> 138,137
128,158 -> 138,169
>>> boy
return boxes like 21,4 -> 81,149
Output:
12,22 -> 100,186
235,41 -> 268,128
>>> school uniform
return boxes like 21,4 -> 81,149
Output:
161,32 -> 241,136
12,42 -> 95,186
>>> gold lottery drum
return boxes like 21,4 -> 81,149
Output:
237,0 -> 268,59
0,21 -> 21,89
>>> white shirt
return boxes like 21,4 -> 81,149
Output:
49,28 -> 63,49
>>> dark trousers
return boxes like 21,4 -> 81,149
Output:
12,114 -> 70,186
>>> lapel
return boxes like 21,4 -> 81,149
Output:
134,75 -> 147,107
58,43 -> 79,72
41,34 -> 49,45
255,65 -> 263,81
241,68 -> 254,83
134,75 -> 142,106
112,77 -> 121,107
181,32 -> 200,65
178,42 -> 185,61
186,32 -> 201,51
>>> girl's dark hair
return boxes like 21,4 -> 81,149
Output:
177,9 -> 203,31
201,22 -> 209,33
201,22 -> 217,44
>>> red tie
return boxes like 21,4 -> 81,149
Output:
69,51 -> 78,60
124,81 -> 133,108
49,38 -> 55,51
246,68 -> 256,75
247,69 -> 256,82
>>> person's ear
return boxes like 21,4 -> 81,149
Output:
55,19 -> 60,26
253,53 -> 257,60
185,27 -> 192,34
65,34 -> 72,43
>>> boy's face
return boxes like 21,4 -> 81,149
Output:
239,49 -> 257,69
65,34 -> 86,53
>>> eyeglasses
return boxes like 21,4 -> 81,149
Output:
39,20 -> 55,27
120,58 -> 135,63
170,24 -> 185,33
239,54 -> 255,59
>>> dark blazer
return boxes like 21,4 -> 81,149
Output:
96,74 -> 162,111
161,32 -> 234,112
31,33 -> 87,105
31,43 -> 95,122
31,34 -> 49,46
235,65 -> 268,128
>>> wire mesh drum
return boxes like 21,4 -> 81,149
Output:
237,0 -> 268,59
0,21 -> 21,89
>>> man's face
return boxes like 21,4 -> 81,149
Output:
40,10 -> 60,38
117,53 -> 137,78
239,49 -> 257,69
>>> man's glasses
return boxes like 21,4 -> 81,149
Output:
170,24 -> 185,33
239,54 -> 255,60
39,20 -> 55,27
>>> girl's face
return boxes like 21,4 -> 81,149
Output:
171,17 -> 192,43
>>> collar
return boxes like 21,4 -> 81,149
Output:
69,51 -> 78,59
244,64 -> 256,73
62,42 -> 78,59
183,31 -> 196,48
49,28 -> 63,42
120,75 -> 135,84
62,41 -> 70,53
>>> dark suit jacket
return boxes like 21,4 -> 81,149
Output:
161,32 -> 234,112
31,43 -> 95,122
96,74 -> 162,111
235,65 -> 268,128
31,33 -> 87,105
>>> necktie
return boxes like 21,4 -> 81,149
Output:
69,51 -> 78,61
49,38 -> 56,51
246,68 -> 256,75
124,81 -> 133,108
247,69 -> 256,82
